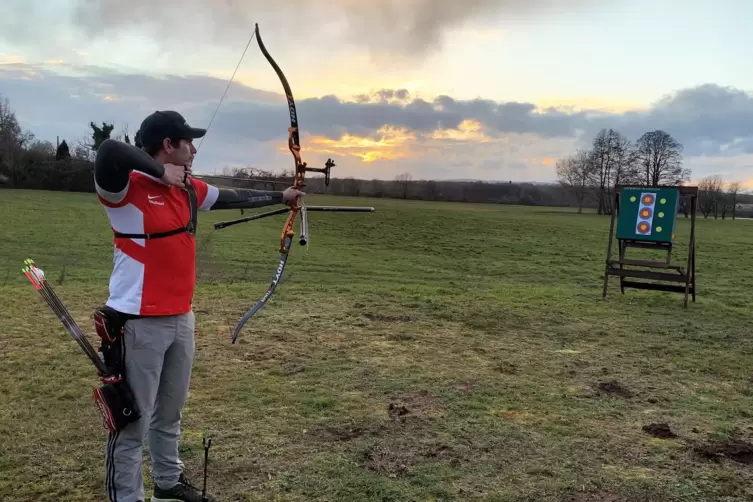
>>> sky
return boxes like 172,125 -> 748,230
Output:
1,0 -> 752,187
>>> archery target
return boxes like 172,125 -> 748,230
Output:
616,186 -> 679,243
635,192 -> 657,235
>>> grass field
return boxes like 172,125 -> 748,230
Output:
1,188 -> 753,502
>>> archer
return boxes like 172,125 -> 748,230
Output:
92,109 -> 302,502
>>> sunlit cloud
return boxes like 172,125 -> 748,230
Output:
307,126 -> 416,163
535,97 -> 648,114
431,119 -> 491,143
0,54 -> 24,64
354,89 -> 414,105
521,156 -> 557,166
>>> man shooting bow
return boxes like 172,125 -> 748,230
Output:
93,110 -> 302,502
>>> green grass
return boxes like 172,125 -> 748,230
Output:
1,188 -> 753,501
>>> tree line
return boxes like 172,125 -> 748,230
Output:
0,95 -> 131,192
1,94 -> 750,217
554,128 -> 751,219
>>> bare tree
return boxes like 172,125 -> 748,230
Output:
634,130 -> 689,186
71,135 -> 94,162
723,181 -> 741,220
119,123 -> 131,144
0,95 -> 31,169
587,129 -> 615,214
611,134 -> 640,186
583,128 -> 640,214
605,130 -> 640,214
556,149 -> 593,213
698,175 -> 724,218
24,139 -> 56,159
395,172 -> 412,199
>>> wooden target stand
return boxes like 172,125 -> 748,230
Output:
602,184 -> 698,307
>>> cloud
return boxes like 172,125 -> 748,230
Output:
1,61 -> 752,183
2,0 -> 600,61
596,84 -> 753,156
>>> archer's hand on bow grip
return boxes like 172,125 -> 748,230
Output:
282,187 -> 305,206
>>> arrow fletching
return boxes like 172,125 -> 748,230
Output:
22,258 -> 109,376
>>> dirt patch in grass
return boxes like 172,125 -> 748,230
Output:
358,434 -> 465,479
694,437 -> 753,464
386,390 -> 444,421
385,333 -> 414,342
594,379 -> 635,399
387,402 -> 411,420
363,313 -> 412,323
493,362 -> 519,374
423,443 -> 457,461
360,444 -> 413,478
642,422 -> 678,439
452,381 -> 474,393
307,424 -> 369,442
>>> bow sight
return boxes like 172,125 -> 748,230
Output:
298,158 -> 334,187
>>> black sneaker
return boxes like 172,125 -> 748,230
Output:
150,472 -> 216,502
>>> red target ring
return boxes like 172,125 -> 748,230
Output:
640,208 -> 652,218
637,222 -> 650,233
642,194 -> 655,205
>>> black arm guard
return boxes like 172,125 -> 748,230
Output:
210,187 -> 284,210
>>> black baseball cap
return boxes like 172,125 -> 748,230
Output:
136,110 -> 206,149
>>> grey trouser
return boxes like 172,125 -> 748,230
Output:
104,311 -> 195,502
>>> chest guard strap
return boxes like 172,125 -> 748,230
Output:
113,183 -> 198,240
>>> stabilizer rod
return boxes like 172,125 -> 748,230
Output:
214,205 -> 374,231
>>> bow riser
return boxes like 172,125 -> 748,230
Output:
280,207 -> 299,254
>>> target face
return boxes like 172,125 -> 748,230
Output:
634,191 -> 657,236
616,186 -> 679,243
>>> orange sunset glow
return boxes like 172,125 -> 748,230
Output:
301,126 -> 416,163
